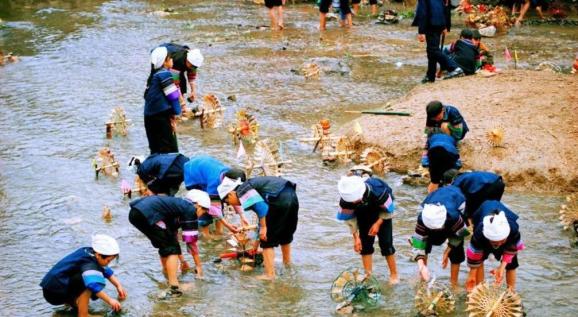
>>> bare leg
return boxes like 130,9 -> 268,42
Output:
362,254 -> 373,275
536,6 -> 544,19
515,0 -> 531,26
269,8 -> 278,31
319,13 -> 327,31
166,255 -> 179,287
214,221 -> 224,235
160,256 -> 168,277
506,269 -> 517,290
281,243 -> 291,265
386,254 -> 399,284
352,4 -> 360,15
371,4 -> 377,16
76,289 -> 91,317
450,263 -> 460,287
200,226 -> 211,238
278,6 -> 284,29
476,262 -> 485,284
258,247 -> 276,280
346,13 -> 352,28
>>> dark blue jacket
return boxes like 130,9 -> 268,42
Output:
426,105 -> 469,140
138,153 -> 189,187
130,196 -> 198,231
453,171 -> 502,196
422,185 -> 466,216
338,177 -> 395,221
144,68 -> 181,117
412,0 -> 451,34
472,200 -> 518,232
427,133 -> 459,156
160,43 -> 196,95
40,247 -> 113,295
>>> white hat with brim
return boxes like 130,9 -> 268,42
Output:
217,177 -> 242,200
422,203 -> 447,229
187,49 -> 204,67
185,189 -> 211,209
151,46 -> 168,70
92,234 -> 120,256
483,211 -> 510,241
338,176 -> 366,203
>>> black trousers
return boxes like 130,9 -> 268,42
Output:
425,29 -> 458,81
144,110 -> 178,155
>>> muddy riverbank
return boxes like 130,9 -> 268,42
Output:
343,69 -> 578,193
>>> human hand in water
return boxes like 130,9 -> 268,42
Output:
116,285 -> 127,300
491,266 -> 505,286
417,34 -> 425,43
108,298 -> 122,312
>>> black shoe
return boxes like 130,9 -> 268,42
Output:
421,76 -> 434,84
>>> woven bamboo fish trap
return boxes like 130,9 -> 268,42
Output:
414,281 -> 455,316
246,139 -> 290,177
559,193 -> 578,232
486,127 -> 505,147
302,63 -> 320,80
360,147 -> 390,174
229,109 -> 259,145
92,147 -> 120,178
466,282 -> 523,317
105,107 -> 130,138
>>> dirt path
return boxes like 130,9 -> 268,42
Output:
343,69 -> 578,193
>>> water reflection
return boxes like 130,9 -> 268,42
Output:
0,0 -> 577,316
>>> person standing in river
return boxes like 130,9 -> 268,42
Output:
412,0 -> 463,83
126,153 -> 190,196
218,175 -> 299,280
337,175 -> 399,284
158,43 -> 203,104
144,47 -> 182,154
265,0 -> 285,31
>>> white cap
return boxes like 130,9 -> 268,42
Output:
337,176 -> 366,203
422,203 -> 447,229
92,234 -> 120,256
151,46 -> 168,69
483,211 -> 511,241
185,189 -> 211,209
350,164 -> 372,174
217,176 -> 242,200
127,156 -> 144,173
186,49 -> 203,67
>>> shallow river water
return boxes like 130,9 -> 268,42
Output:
1,1 -> 577,316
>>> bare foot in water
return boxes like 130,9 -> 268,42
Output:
389,275 -> 400,285
256,274 -> 275,281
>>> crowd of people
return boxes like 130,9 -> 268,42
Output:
38,3 -> 528,316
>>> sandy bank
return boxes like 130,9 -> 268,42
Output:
342,69 -> 578,193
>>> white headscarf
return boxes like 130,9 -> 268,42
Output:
92,234 -> 120,256
422,203 -> 447,229
337,176 -> 366,203
150,46 -> 168,70
483,211 -> 511,241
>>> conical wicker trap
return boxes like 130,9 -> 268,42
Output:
559,193 -> 578,232
248,139 -> 288,177
414,281 -> 455,316
466,282 -> 523,317
330,268 -> 381,310
486,127 -> 505,147
302,63 -> 320,80
106,107 -> 130,137
360,147 -> 390,174
333,136 -> 355,163
229,109 -> 259,144
198,94 -> 224,128
92,147 -> 120,178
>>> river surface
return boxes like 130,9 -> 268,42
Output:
1,1 -> 577,316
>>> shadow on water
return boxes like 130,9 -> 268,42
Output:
0,0 -> 577,316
